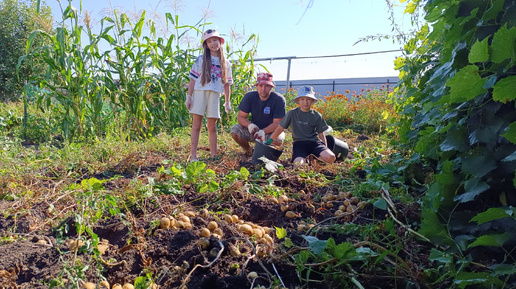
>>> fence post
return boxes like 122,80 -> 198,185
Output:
285,58 -> 292,92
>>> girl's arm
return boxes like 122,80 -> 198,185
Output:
223,82 -> 231,102
188,79 -> 195,96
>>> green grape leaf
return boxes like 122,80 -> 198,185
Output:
467,232 -> 511,248
469,38 -> 489,63
446,65 -> 487,103
491,25 -> 516,63
502,121 -> 516,144
493,76 -> 516,103
454,178 -> 490,203
470,208 -> 513,225
302,235 -> 327,256
461,154 -> 497,178
419,208 -> 455,247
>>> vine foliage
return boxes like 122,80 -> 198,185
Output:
396,0 -> 516,286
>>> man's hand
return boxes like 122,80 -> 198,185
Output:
254,130 -> 265,141
247,123 -> 259,135
185,95 -> 192,110
224,101 -> 232,113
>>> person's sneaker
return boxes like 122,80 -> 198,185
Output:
190,157 -> 199,163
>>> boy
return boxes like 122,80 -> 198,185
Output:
265,86 -> 336,167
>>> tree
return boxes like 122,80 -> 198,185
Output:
0,0 -> 52,101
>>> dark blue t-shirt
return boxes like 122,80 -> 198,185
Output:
239,91 -> 286,129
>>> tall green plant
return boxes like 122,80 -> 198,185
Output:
396,0 -> 516,285
0,0 -> 52,101
18,0 -> 258,141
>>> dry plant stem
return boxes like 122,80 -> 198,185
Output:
181,240 -> 225,288
271,263 -> 286,288
100,257 -> 126,267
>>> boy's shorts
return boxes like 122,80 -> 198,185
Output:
190,90 -> 221,118
292,140 -> 328,161
230,124 -> 285,143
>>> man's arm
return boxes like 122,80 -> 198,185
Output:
237,110 -> 252,128
262,118 -> 282,134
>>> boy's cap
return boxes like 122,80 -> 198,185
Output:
294,86 -> 318,103
202,29 -> 225,45
255,72 -> 275,87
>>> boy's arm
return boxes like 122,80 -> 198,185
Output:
318,132 -> 327,147
265,125 -> 285,145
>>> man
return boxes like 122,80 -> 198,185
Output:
230,72 -> 286,156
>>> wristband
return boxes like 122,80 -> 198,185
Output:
264,138 -> 274,145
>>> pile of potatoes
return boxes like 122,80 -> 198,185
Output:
321,191 -> 367,217
158,208 -> 276,258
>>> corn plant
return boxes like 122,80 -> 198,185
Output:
18,0 -> 258,141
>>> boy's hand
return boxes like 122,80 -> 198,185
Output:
254,130 -> 265,141
248,123 -> 259,134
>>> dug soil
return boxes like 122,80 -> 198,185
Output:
0,134 -> 427,289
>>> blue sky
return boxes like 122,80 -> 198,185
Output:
45,0 -> 413,80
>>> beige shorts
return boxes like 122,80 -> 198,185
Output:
189,90 -> 221,118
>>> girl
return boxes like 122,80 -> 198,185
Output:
185,29 -> 233,162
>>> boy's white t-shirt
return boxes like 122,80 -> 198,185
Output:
189,55 -> 233,94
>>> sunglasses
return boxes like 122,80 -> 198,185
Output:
205,29 -> 216,34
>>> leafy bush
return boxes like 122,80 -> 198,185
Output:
314,86 -> 398,135
396,0 -> 516,286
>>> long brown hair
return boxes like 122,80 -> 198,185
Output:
200,40 -> 228,86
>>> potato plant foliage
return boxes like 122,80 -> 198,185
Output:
396,0 -> 516,285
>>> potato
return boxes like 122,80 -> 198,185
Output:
112,284 -> 123,289
200,208 -> 209,218
252,228 -> 263,239
122,284 -> 135,289
278,195 -> 288,203
268,197 -> 279,204
297,224 -> 306,232
207,221 -> 218,231
263,234 -> 273,244
229,244 -> 241,257
178,215 -> 190,223
346,205 -> 357,213
183,222 -> 193,229
280,205 -> 289,212
285,211 -> 297,218
247,271 -> 258,279
200,228 -> 211,237
184,210 -> 196,218
334,210 -> 344,217
238,224 -> 253,235
223,214 -> 233,223
350,196 -> 360,205
197,237 -> 210,249
325,202 -> 334,208
338,205 -> 347,211
159,217 -> 170,229
358,201 -> 367,209
83,282 -> 96,289
175,220 -> 185,229
231,215 -> 239,223
36,239 -> 47,245
99,280 -> 109,288
213,228 -> 224,237
263,227 -> 274,234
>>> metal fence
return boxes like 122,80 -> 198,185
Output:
274,76 -> 399,97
